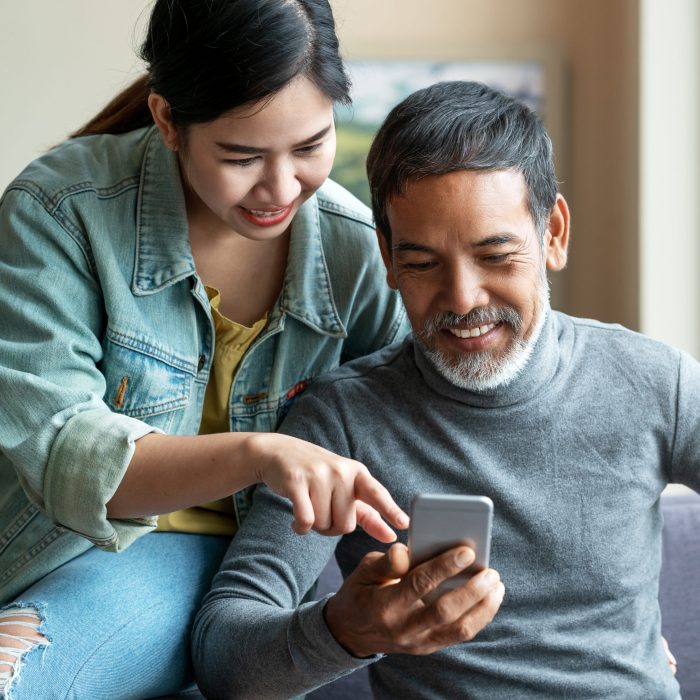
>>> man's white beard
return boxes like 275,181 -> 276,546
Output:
419,276 -> 550,393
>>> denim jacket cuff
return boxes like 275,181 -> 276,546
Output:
43,407 -> 162,551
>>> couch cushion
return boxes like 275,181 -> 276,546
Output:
660,492 -> 700,699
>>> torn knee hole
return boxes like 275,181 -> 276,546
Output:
0,606 -> 49,691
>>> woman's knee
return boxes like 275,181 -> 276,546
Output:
0,606 -> 49,699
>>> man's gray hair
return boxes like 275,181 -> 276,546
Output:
366,80 -> 558,246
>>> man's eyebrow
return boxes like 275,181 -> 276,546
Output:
392,241 -> 434,254
473,234 -> 519,247
215,124 -> 333,154
393,234 -> 519,254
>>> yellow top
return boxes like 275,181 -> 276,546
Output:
156,286 -> 267,536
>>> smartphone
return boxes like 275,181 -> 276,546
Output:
408,494 -> 493,602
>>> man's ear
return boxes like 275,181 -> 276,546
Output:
376,229 -> 398,290
544,194 -> 570,271
148,93 -> 180,151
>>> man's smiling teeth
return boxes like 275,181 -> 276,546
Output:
448,323 -> 496,338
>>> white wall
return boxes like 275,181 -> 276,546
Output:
1,2 -> 696,500
333,0 -> 642,331
0,1 -> 150,190
639,0 -> 700,359
3,0 -> 699,363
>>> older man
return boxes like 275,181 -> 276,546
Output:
193,81 -> 695,699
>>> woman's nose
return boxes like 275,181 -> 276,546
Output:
255,159 -> 302,205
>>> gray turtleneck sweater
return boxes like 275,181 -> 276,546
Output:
193,311 -> 697,699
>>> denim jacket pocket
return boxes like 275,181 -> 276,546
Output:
101,328 -> 195,432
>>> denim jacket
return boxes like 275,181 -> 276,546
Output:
0,126 -> 408,602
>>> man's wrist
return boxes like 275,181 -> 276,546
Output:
323,595 -> 373,659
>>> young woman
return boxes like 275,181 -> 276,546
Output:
0,1 -> 409,697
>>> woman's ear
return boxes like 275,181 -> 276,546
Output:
376,229 -> 398,290
544,194 -> 570,271
148,93 -> 180,151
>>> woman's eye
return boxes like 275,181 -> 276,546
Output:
294,143 -> 322,156
223,157 -> 259,167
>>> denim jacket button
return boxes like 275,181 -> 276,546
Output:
197,354 -> 206,372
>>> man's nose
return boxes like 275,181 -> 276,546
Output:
256,159 -> 302,205
442,263 -> 490,314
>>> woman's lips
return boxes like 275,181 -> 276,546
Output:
238,204 -> 294,227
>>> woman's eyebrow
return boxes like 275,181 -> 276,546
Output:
215,124 -> 333,154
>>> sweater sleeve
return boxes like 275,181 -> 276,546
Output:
192,497 -> 376,699
193,392 -> 379,699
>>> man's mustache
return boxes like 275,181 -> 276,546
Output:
422,307 -> 523,337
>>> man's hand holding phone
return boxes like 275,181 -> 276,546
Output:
324,543 -> 504,658
324,494 -> 504,658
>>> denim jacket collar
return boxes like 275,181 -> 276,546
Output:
133,128 -> 195,296
281,194 -> 346,338
132,127 -> 344,337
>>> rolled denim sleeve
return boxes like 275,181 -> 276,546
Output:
43,408 -> 159,548
0,186 -> 159,550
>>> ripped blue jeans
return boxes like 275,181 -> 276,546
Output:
0,532 -> 229,699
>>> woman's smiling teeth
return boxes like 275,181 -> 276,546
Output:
246,207 -> 287,217
448,322 -> 497,338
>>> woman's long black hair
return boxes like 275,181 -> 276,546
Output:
72,0 -> 350,136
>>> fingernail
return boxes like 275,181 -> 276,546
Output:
456,549 -> 471,567
397,512 -> 410,528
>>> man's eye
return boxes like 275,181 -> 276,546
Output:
483,254 -> 510,263
403,261 -> 435,270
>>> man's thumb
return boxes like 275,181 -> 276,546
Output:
356,543 -> 410,584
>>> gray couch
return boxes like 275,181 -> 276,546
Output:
659,492 -> 700,699
170,491 -> 700,700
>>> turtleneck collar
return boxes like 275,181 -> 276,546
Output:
412,307 -> 561,408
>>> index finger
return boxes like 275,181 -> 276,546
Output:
354,468 -> 409,530
355,501 -> 398,543
399,546 -> 476,605
418,575 -> 505,650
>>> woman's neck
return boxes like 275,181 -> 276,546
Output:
188,221 -> 290,326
